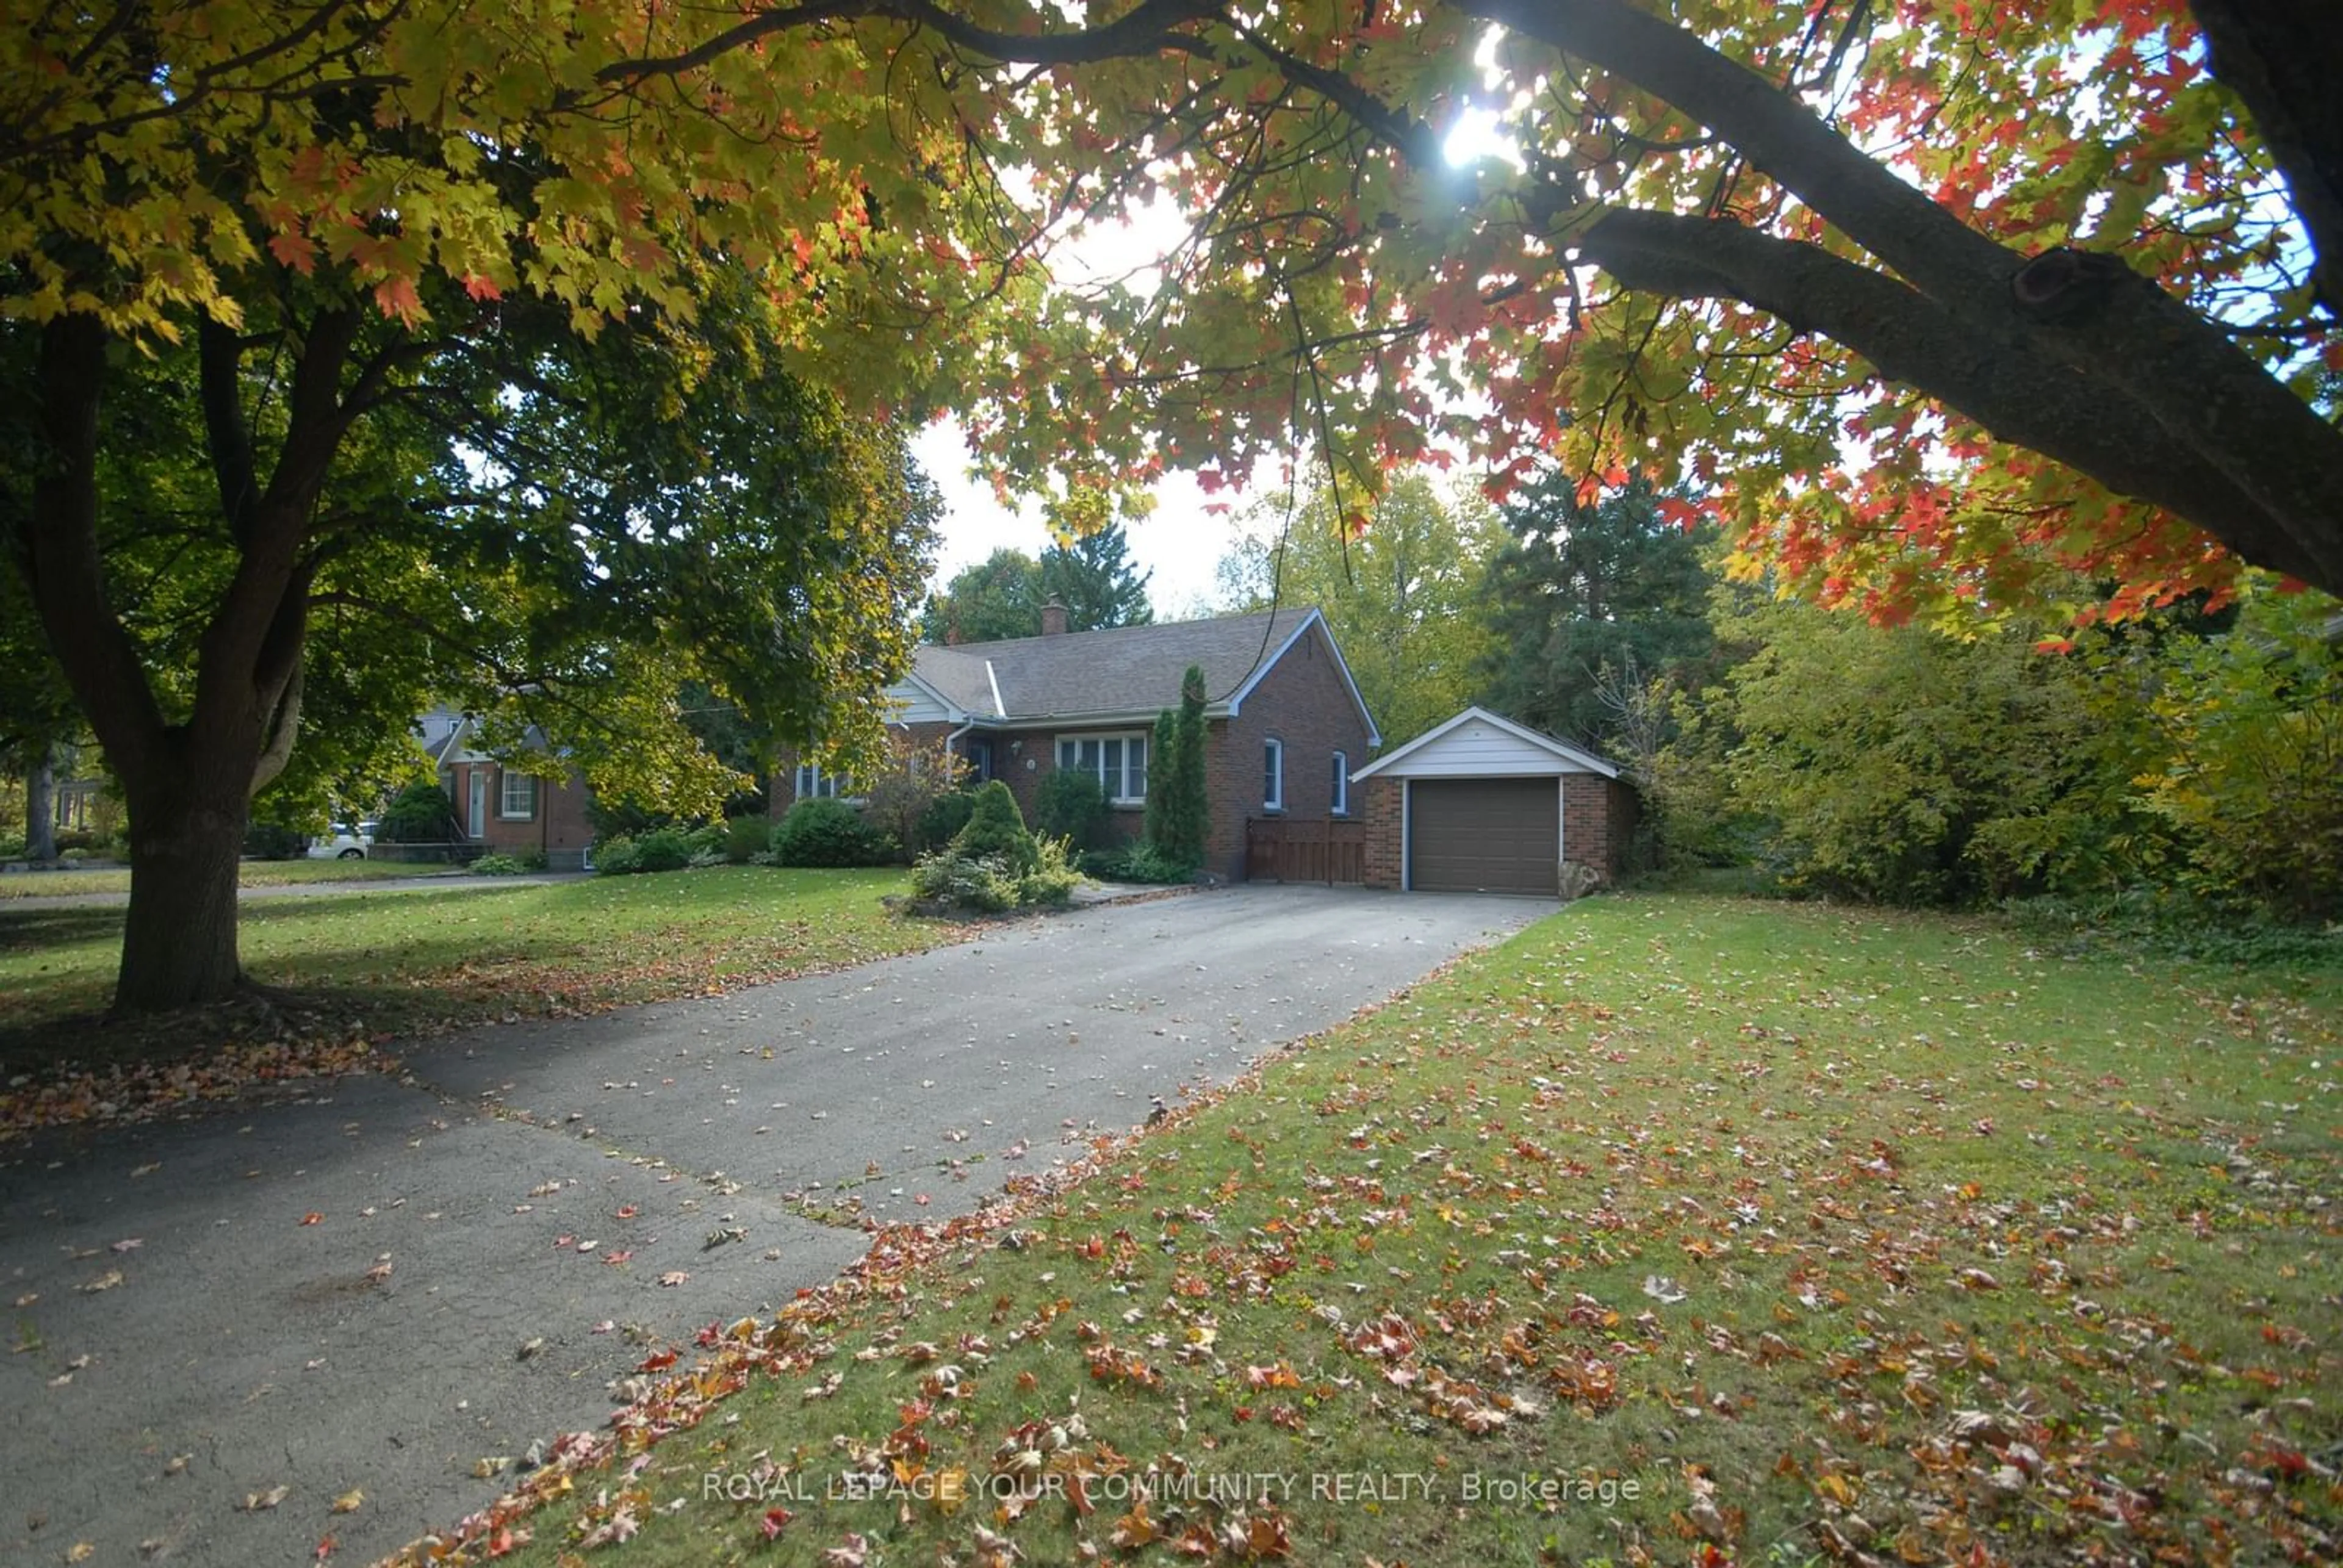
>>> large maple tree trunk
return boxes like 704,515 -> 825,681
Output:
116,761 -> 253,1011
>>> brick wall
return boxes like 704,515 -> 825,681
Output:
1205,620 -> 1376,883
1563,772 -> 1631,880
1361,776 -> 1403,889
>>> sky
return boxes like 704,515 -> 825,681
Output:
909,76 -> 1515,625
910,418 -> 1254,623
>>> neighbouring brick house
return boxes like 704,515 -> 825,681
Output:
428,710 -> 596,870
1352,705 -> 1633,894
772,606 -> 1381,884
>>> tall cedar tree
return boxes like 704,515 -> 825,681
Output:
1143,708 -> 1178,851
1151,664 -> 1211,871
1478,475 -> 1718,749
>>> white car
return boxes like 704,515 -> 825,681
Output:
308,822 -> 376,860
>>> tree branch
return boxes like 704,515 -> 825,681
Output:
598,0 -> 1216,85
198,317 -> 261,541
1465,0 -> 2018,302
2190,0 -> 2342,316
16,314 -> 169,783
1580,209 -> 2336,587
251,661 -> 303,793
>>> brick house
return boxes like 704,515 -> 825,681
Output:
772,605 -> 1381,883
1352,705 -> 1633,894
428,711 -> 596,870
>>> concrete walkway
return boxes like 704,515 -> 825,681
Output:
0,885 -> 1550,1567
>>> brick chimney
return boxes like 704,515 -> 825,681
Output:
1040,598 -> 1070,636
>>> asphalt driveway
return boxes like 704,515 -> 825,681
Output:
0,885 -> 1546,1566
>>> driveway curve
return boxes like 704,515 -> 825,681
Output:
0,885 -> 1546,1566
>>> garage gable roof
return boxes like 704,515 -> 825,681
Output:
1350,705 -> 1619,781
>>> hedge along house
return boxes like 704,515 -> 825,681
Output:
771,606 -> 1380,884
1353,706 -> 1634,895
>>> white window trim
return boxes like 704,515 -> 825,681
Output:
1330,750 -> 1349,816
497,770 -> 538,820
794,763 -> 860,803
1263,736 -> 1284,813
1054,731 -> 1150,805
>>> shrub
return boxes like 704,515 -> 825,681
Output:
1082,843 -> 1196,884
378,780 -> 462,843
951,780 -> 1037,874
771,797 -> 894,867
684,822 -> 727,859
862,733 -> 973,861
470,852 -> 528,875
725,815 -> 770,863
909,849 -> 1023,913
1018,836 -> 1081,907
1033,766 -> 1112,849
914,789 -> 978,855
2132,588 -> 2343,921
593,835 -> 642,875
635,827 -> 694,873
586,799 -> 670,842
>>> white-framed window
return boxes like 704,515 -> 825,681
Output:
498,771 -> 538,820
1055,732 -> 1148,804
796,763 -> 853,801
1330,750 -> 1349,815
1262,737 -> 1284,812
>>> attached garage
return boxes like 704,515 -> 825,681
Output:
1355,707 -> 1630,896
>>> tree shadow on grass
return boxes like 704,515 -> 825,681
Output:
0,904 -> 126,954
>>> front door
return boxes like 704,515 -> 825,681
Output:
467,771 -> 486,838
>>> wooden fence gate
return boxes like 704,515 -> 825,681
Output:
1244,817 -> 1366,885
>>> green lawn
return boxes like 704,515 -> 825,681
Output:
0,856 -> 460,899
0,867 -> 962,1128
419,894 -> 2343,1568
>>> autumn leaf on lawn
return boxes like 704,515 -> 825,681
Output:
331,1488 -> 362,1514
1110,1501 -> 1159,1549
1642,1275 -> 1688,1304
821,1533 -> 870,1568
240,1484 -> 291,1511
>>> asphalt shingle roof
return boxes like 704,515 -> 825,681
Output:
912,608 -> 1320,722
